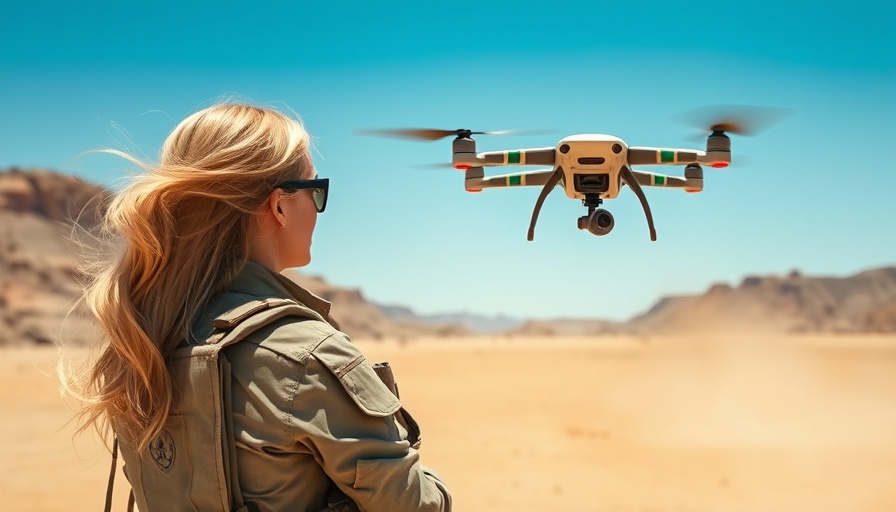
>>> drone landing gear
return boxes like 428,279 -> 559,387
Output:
577,194 -> 615,237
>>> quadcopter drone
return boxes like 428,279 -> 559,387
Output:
357,106 -> 787,241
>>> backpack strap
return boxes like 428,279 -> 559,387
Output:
208,297 -> 326,347
103,437 -> 119,512
204,297 -> 323,512
104,437 -> 137,512
108,297 -> 321,512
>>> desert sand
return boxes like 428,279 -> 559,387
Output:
1,334 -> 894,511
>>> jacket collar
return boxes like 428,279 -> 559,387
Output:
230,260 -> 334,322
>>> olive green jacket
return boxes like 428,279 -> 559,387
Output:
121,260 -> 452,512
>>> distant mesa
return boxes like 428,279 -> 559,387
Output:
741,275 -> 763,288
1,167 -> 895,346
707,283 -> 733,295
0,167 -> 109,229
626,267 -> 896,335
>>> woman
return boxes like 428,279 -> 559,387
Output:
68,103 -> 451,511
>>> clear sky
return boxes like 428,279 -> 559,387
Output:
2,0 -> 894,321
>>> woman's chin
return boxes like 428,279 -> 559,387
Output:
290,253 -> 312,269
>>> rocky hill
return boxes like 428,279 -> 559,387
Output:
497,267 -> 896,336
281,271 -> 467,341
0,169 -> 109,346
625,268 -> 896,334
0,169 -> 465,346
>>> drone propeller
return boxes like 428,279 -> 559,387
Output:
527,168 -> 564,241
620,167 -> 657,241
353,127 -> 555,142
413,162 -> 457,170
676,105 -> 793,138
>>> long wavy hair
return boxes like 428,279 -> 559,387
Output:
65,103 -> 314,451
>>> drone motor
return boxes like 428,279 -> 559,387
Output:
705,131 -> 731,168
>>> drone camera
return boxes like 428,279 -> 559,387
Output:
578,208 -> 614,236
573,173 -> 610,194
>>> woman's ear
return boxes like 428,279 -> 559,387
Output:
266,190 -> 287,227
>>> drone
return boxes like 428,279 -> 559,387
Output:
357,106 -> 788,241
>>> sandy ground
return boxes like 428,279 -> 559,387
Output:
2,334 -> 895,512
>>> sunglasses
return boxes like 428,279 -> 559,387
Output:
274,178 -> 329,213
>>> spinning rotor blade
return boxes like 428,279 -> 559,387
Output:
414,162 -> 456,169
527,168 -> 564,241
354,127 -> 555,141
353,128 -> 465,141
676,105 -> 792,136
471,128 -> 556,137
620,167 -> 657,242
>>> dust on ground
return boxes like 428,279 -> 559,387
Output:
2,334 -> 894,511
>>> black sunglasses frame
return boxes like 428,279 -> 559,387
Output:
274,178 -> 329,213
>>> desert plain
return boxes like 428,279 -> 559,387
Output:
1,333 -> 894,512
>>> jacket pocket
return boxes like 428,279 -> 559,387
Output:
312,344 -> 401,417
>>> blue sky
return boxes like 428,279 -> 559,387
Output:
2,1 -> 894,320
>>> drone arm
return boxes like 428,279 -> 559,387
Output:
457,147 -> 556,168
472,169 -> 558,189
628,147 -> 705,166
629,170 -> 703,192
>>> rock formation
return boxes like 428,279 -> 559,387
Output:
0,168 -> 465,346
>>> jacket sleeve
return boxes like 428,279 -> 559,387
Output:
287,330 -> 452,511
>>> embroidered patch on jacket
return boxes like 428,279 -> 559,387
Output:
149,430 -> 176,473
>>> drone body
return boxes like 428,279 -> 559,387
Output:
455,133 -> 721,197
356,106 -> 787,242
449,131 -> 731,241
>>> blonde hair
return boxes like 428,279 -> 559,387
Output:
69,103 -> 314,450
